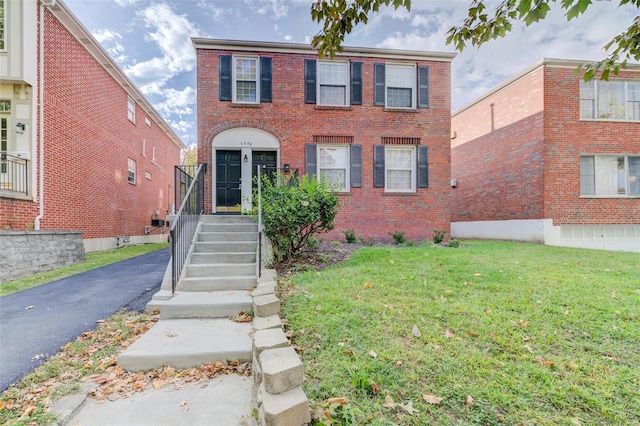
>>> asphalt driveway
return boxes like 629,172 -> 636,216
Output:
0,248 -> 170,391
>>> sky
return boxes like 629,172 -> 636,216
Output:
64,0 -> 639,147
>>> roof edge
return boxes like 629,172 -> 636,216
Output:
191,38 -> 457,62
453,58 -> 640,117
46,0 -> 186,150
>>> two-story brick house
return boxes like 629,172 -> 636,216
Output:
451,59 -> 640,252
194,38 -> 455,241
0,0 -> 184,252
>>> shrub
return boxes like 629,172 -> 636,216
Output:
389,231 -> 406,245
255,174 -> 339,262
433,230 -> 447,244
343,228 -> 357,244
448,239 -> 460,248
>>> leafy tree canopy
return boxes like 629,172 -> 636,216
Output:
311,0 -> 640,80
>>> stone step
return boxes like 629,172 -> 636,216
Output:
186,263 -> 256,277
118,318 -> 253,371
253,293 -> 281,317
194,241 -> 257,253
190,252 -> 256,264
153,291 -> 252,319
178,276 -> 257,292
253,328 -> 289,357
198,232 -> 258,242
200,223 -> 258,233
200,215 -> 255,224
258,384 -> 311,426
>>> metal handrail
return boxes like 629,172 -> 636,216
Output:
256,164 -> 262,278
170,162 -> 206,294
0,154 -> 29,195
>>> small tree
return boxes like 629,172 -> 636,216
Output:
256,174 -> 339,263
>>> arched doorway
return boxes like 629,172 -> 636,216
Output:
211,127 -> 279,213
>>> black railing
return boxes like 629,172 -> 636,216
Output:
0,154 -> 29,196
175,164 -> 198,211
170,162 -> 206,294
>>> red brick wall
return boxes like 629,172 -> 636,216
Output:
543,66 -> 640,225
451,67 -> 545,222
0,7 -> 182,239
197,48 -> 452,242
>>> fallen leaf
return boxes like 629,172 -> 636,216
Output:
465,395 -> 475,406
383,395 -> 396,408
180,400 -> 190,413
364,281 -> 371,289
444,330 -> 453,339
440,295 -> 447,302
571,417 -> 582,425
152,379 -> 166,390
473,272 -> 482,276
537,356 -> 556,367
566,361 -> 579,370
20,405 -> 36,418
25,306 -> 35,310
398,401 -> 419,415
423,393 -> 443,405
411,325 -> 421,337
370,381 -> 380,394
327,397 -> 349,406
369,350 -> 378,358
389,260 -> 395,264
396,361 -> 403,366
519,320 -> 528,327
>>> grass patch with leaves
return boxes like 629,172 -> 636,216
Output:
281,241 -> 640,425
0,243 -> 169,297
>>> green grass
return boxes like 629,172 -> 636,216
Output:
0,243 -> 169,296
281,241 -> 640,425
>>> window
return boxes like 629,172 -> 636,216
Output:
0,100 -> 10,112
127,158 -> 136,184
374,63 -> 429,109
580,155 -> 640,196
385,147 -> 415,191
127,96 -> 136,123
1,117 -> 7,174
145,171 -> 152,180
151,146 -> 156,164
219,55 -> 272,103
145,117 -> 151,127
580,80 -> 640,121
317,62 -> 349,106
318,145 -> 349,191
0,0 -> 5,51
305,60 -> 362,106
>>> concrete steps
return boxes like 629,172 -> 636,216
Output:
154,291 -> 252,319
179,276 -> 257,292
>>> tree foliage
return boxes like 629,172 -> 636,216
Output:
182,144 -> 197,166
311,0 -> 640,80
256,174 -> 339,263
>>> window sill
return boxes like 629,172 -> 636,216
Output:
314,105 -> 352,111
579,118 -> 640,123
383,191 -> 418,196
230,103 -> 261,108
383,107 -> 419,113
0,191 -> 33,201
580,195 -> 640,199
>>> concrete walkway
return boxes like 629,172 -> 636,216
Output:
0,248 -> 169,391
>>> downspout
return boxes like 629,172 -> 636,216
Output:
34,1 -> 47,229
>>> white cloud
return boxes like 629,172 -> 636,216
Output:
93,28 -> 122,44
196,0 -> 238,22
114,0 -> 140,7
169,119 -> 194,134
155,87 -> 196,118
244,0 -> 289,19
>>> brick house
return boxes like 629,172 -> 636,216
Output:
0,0 -> 184,252
193,38 -> 455,242
451,59 -> 640,252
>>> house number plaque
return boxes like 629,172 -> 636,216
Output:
240,141 -> 253,146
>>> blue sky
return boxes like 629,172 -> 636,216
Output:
64,0 -> 638,147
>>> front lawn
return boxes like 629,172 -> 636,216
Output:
281,241 -> 640,425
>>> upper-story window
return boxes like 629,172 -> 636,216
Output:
219,55 -> 272,104
127,158 -> 136,184
0,0 -> 6,51
580,155 -> 640,197
580,80 -> 640,121
127,96 -> 136,123
305,60 -> 362,106
374,63 -> 430,109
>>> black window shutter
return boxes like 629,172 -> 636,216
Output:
374,63 -> 385,106
260,57 -> 272,103
219,55 -> 232,101
350,144 -> 362,188
305,59 -> 317,104
418,66 -> 429,108
351,62 -> 363,106
417,146 -> 429,188
305,144 -> 317,180
373,145 -> 385,188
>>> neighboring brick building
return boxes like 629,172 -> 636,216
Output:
0,0 -> 184,251
451,59 -> 640,252
193,38 -> 455,241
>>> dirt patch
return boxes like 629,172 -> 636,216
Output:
275,241 -> 366,276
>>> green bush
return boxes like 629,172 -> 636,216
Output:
389,231 -> 406,245
255,174 -> 339,262
433,229 -> 447,244
448,239 -> 460,248
343,228 -> 357,244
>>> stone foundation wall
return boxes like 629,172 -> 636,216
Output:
0,231 -> 85,283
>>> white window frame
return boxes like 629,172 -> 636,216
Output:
232,55 -> 260,104
0,0 -> 6,52
317,145 -> 350,192
151,146 -> 157,164
127,158 -> 136,184
580,154 -> 640,197
385,146 -> 416,193
385,63 -> 417,110
127,96 -> 136,123
580,80 -> 640,122
317,61 -> 349,107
